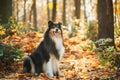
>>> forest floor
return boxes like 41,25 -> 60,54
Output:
0,31 -> 120,80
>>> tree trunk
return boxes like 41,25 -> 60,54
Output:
52,0 -> 57,21
0,0 -> 12,24
33,0 -> 37,30
29,4 -> 33,23
16,0 -> 19,21
83,0 -> 87,20
62,0 -> 66,25
75,0 -> 80,19
12,0 -> 16,16
47,0 -> 50,21
23,0 -> 26,23
97,0 -> 115,46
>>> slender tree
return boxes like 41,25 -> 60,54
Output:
33,0 -> 37,30
0,0 -> 12,24
47,0 -> 50,21
23,0 -> 27,23
29,4 -> 33,22
52,0 -> 57,21
12,0 -> 16,16
16,0 -> 19,21
62,0 -> 66,25
97,0 -> 115,46
75,0 -> 81,19
83,0 -> 87,20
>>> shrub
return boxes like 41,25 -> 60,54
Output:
2,16 -> 34,37
0,25 -> 6,40
94,38 -> 120,70
0,43 -> 23,70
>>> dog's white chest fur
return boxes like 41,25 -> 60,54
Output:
43,37 -> 64,77
53,37 -> 65,59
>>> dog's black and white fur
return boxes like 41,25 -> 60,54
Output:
22,21 -> 64,77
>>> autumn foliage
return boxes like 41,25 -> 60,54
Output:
0,30 -> 119,80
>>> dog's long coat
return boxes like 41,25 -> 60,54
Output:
22,21 -> 64,77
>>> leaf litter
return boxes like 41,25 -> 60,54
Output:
0,31 -> 119,80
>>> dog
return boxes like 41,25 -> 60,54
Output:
22,21 -> 65,77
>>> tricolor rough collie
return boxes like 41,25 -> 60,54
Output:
22,21 -> 65,77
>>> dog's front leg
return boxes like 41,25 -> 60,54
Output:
46,59 -> 54,77
53,59 -> 64,77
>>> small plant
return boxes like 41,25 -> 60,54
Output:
3,16 -> 18,36
2,16 -> 34,37
93,38 -> 120,79
80,42 -> 94,51
94,38 -> 120,69
94,38 -> 112,45
0,25 -> 6,40
0,43 -> 23,70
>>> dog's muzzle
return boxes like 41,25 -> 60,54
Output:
53,28 -> 60,37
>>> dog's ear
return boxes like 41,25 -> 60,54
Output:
48,21 -> 53,26
58,22 -> 62,28
58,22 -> 62,25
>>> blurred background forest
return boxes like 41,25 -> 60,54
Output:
0,0 -> 120,79
0,0 -> 120,41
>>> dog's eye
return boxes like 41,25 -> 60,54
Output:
53,24 -> 58,28
50,25 -> 55,28
57,25 -> 61,29
55,24 -> 60,28
51,24 -> 60,29
53,25 -> 56,28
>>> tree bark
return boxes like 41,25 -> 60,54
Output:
97,0 -> 115,46
75,0 -> 80,19
52,0 -> 57,21
62,0 -> 66,25
33,0 -> 37,30
83,0 -> 87,20
23,0 -> 26,23
12,0 -> 16,16
0,0 -> 12,24
29,4 -> 33,23
47,0 -> 50,21
16,0 -> 19,21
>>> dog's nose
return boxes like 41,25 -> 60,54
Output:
55,28 -> 58,32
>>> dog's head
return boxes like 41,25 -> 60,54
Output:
48,21 -> 62,38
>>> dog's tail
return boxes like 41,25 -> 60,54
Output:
22,56 -> 35,74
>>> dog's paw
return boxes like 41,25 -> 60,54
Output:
47,72 -> 54,78
34,73 -> 39,76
